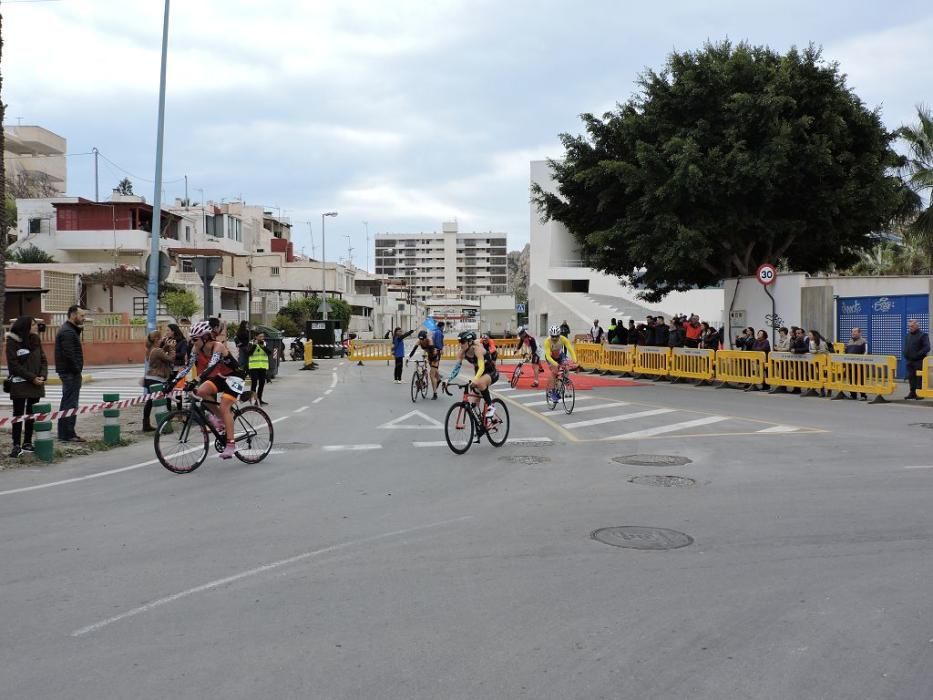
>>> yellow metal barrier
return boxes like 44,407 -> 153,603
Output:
767,352 -> 826,393
826,353 -> 896,402
715,350 -> 767,387
349,340 -> 393,362
833,342 -> 845,354
303,340 -> 314,368
601,344 -> 634,374
443,338 -> 460,360
493,338 -> 521,362
574,342 -> 605,371
634,346 -> 671,377
916,357 -> 932,399
670,347 -> 715,383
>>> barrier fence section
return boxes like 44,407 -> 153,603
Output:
916,357 -> 932,399
574,342 -> 605,371
349,340 -> 393,362
634,346 -> 671,377
767,352 -> 826,392
601,345 -> 634,374
826,353 -> 896,400
670,347 -> 715,383
715,350 -> 767,387
494,338 -> 521,361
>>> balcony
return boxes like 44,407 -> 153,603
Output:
55,228 -> 149,252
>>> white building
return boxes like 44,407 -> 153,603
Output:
3,125 -> 67,195
529,160 -> 724,336
374,221 -> 508,301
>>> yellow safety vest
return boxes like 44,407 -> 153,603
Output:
248,344 -> 270,371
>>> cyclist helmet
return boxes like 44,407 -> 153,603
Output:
517,325 -> 526,336
481,331 -> 490,340
417,330 -> 428,340
548,324 -> 562,337
458,330 -> 476,344
189,320 -> 213,339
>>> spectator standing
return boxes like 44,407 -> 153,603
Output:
167,323 -> 189,408
684,314 -> 703,348
844,327 -> 868,400
643,317 -> 657,346
560,320 -> 571,338
752,330 -> 771,353
433,321 -> 445,358
904,319 -> 930,400
392,327 -> 414,383
774,327 -> 791,352
808,330 -> 831,396
54,305 -> 86,442
654,316 -> 670,347
247,330 -> 273,405
668,318 -> 685,348
5,316 -> 48,457
142,332 -> 176,431
699,322 -> 719,350
590,320 -> 604,344
735,327 -> 755,350
790,328 -> 808,354
607,318 -> 617,344
235,320 -> 250,369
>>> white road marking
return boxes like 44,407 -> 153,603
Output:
324,389 -> 333,395
330,373 -> 338,388
71,515 -> 473,637
757,425 -> 801,433
294,406 -> 310,413
542,403 -> 625,415
413,436 -> 553,447
506,391 -> 545,399
378,410 -> 443,430
903,465 -> 933,470
563,408 -> 674,430
412,441 -> 449,448
495,386 -> 514,392
313,397 -> 324,404
522,395 -> 597,407
0,455 -> 186,497
607,416 -> 728,440
322,444 -> 382,451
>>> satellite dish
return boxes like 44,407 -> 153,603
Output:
145,251 -> 172,283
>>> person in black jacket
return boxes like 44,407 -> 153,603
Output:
668,318 -> 685,348
5,316 -> 48,457
654,316 -> 670,347
904,319 -> 931,399
54,305 -> 86,442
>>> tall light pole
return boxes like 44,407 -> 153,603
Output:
363,221 -> 369,271
321,211 -> 338,319
147,0 -> 171,333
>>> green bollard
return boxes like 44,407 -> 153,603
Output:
152,397 -> 171,433
31,403 -> 53,462
102,393 -> 120,445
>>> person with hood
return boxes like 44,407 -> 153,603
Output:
5,316 -> 49,457
392,327 -> 414,383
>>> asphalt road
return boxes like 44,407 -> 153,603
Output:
2,358 -> 933,699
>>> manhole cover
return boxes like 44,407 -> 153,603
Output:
629,475 -> 696,488
591,526 -> 693,550
613,454 -> 692,467
498,455 -> 551,465
910,423 -> 933,430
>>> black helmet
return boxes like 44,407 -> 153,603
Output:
458,330 -> 476,343
417,330 -> 428,340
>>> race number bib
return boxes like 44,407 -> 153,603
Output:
225,376 -> 246,396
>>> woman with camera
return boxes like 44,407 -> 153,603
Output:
142,330 -> 177,432
5,316 -> 49,458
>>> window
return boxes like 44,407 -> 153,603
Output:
270,267 -> 280,276
185,225 -> 191,242
28,218 -> 41,234
133,297 -> 168,316
181,259 -> 194,273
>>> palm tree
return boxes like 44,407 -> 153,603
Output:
897,106 -> 933,273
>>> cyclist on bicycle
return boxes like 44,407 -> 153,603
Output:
480,332 -> 498,363
517,326 -> 541,387
544,325 -> 577,403
444,330 -> 499,419
181,321 -> 246,459
407,330 -> 442,399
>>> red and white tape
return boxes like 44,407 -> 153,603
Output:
0,388 -> 183,427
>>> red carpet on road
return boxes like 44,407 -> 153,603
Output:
506,370 -> 641,391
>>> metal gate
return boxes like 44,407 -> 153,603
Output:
837,294 -> 930,379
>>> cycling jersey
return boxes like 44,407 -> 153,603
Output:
520,335 -> 539,361
409,339 -> 441,364
544,336 -> 576,365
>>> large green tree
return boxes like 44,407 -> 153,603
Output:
533,41 -> 913,302
896,106 -> 933,273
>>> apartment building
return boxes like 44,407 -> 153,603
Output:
3,125 -> 67,195
374,221 -> 508,301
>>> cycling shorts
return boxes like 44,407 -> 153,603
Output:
202,374 -> 246,399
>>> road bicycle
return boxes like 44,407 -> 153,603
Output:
545,363 -> 576,414
410,359 -> 429,402
509,355 -> 542,388
154,382 -> 274,474
442,380 -> 510,454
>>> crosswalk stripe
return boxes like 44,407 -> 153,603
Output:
541,402 -> 627,415
322,444 -> 382,452
562,408 -> 674,430
757,425 -> 801,433
522,395 -> 597,407
506,391 -> 544,399
413,436 -> 553,448
607,416 -> 728,440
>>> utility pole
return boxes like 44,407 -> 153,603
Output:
344,234 -> 354,267
363,221 -> 369,271
321,211 -> 338,319
92,148 -> 99,201
147,0 -> 171,333
184,174 -> 188,205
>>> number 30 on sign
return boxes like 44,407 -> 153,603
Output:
756,263 -> 777,286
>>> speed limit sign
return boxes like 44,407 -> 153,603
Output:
756,263 -> 777,286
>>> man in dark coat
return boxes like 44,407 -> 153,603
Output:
654,316 -> 670,347
54,305 -> 86,442
904,319 -> 931,400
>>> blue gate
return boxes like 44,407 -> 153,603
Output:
837,294 -> 930,379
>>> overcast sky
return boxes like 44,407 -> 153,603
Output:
4,0 -> 932,265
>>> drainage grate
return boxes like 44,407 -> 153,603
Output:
498,455 -> 551,465
629,475 -> 696,488
613,454 -> 692,467
591,526 -> 694,550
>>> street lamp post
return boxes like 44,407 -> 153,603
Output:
321,211 -> 338,320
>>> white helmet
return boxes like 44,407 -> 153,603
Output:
548,325 -> 561,337
189,320 -> 212,339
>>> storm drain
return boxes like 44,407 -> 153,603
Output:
498,455 -> 551,465
629,475 -> 696,488
591,526 -> 694,550
613,454 -> 692,467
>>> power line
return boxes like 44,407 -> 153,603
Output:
96,151 -> 186,185
4,151 -> 94,159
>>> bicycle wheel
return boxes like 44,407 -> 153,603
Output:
562,378 -> 576,414
155,409 -> 209,474
410,371 -> 421,403
444,402 -> 475,454
510,364 -> 522,388
545,385 -> 558,410
485,398 -> 510,447
233,405 -> 275,464
420,370 -> 429,399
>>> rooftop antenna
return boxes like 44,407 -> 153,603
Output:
344,234 -> 354,266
